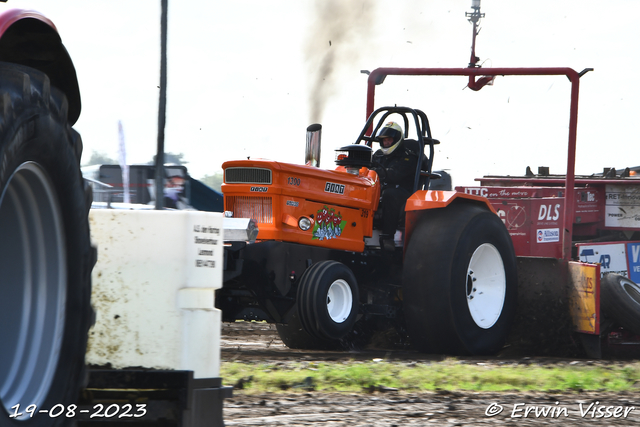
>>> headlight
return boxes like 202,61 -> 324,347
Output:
298,217 -> 312,231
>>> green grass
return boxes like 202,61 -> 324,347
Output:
221,359 -> 640,394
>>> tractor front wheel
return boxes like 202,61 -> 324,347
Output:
402,204 -> 517,355
276,309 -> 342,350
297,261 -> 359,341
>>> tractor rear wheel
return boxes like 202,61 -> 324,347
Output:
0,63 -> 94,427
402,203 -> 517,355
297,260 -> 359,341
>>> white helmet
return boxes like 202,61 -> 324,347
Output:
376,121 -> 403,155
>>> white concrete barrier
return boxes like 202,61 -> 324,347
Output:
87,209 -> 223,378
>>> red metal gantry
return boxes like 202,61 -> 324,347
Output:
365,66 -> 593,261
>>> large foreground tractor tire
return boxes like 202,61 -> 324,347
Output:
296,260 -> 360,341
402,203 -> 518,355
0,63 -> 94,426
601,274 -> 640,335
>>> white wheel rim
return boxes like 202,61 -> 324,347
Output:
466,243 -> 506,329
326,279 -> 353,323
618,277 -> 640,305
0,162 -> 67,418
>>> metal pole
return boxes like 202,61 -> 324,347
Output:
155,0 -> 168,209
562,74 -> 581,261
465,0 -> 484,68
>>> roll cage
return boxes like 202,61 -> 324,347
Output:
353,106 -> 440,193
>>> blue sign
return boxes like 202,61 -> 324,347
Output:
626,243 -> 640,283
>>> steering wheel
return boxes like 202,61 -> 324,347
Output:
370,159 -> 387,182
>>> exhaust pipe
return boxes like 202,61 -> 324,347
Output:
305,124 -> 322,167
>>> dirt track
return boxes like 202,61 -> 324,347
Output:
224,391 -> 640,426
221,322 -> 640,426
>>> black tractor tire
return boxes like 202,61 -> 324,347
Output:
277,309 -> 380,351
0,63 -> 94,427
297,260 -> 360,341
402,203 -> 518,355
276,308 -> 342,350
601,274 -> 640,335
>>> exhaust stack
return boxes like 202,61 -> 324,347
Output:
305,124 -> 322,167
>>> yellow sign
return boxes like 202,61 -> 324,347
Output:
568,261 -> 600,334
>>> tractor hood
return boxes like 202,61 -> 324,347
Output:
221,159 -> 380,252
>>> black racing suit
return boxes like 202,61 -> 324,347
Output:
371,140 -> 420,236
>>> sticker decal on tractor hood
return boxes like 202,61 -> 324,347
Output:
324,182 -> 345,195
313,205 -> 346,241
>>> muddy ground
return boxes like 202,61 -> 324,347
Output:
221,322 -> 640,426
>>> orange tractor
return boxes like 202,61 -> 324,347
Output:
219,0 -> 613,358
220,105 -> 518,355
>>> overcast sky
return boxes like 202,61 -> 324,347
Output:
16,0 -> 640,186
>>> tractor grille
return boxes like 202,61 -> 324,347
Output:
227,196 -> 273,224
225,167 -> 272,184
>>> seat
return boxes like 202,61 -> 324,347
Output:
403,139 -> 430,191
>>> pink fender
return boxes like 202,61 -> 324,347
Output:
0,9 -> 56,35
0,9 -> 81,124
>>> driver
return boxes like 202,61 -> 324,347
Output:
371,121 -> 419,251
